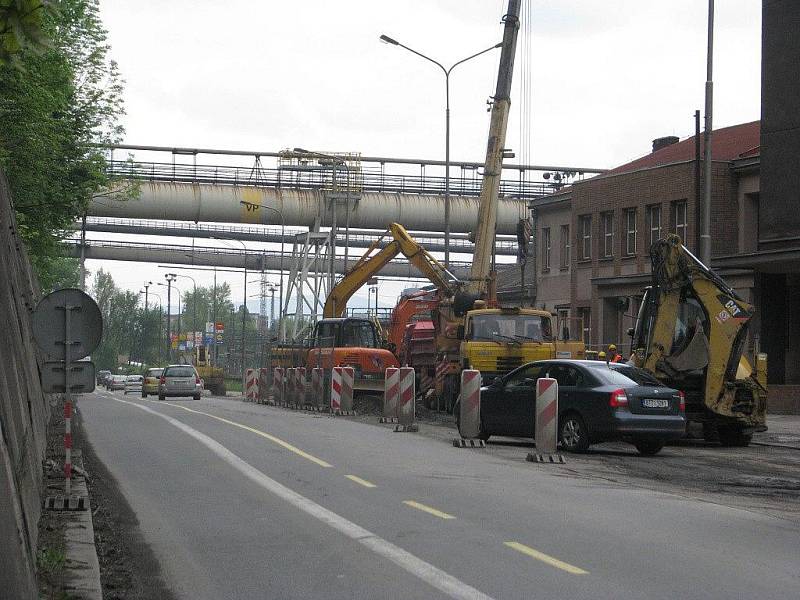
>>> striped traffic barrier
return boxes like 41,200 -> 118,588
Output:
245,368 -> 259,402
257,368 -> 270,404
380,367 -> 399,423
330,367 -> 342,413
331,366 -> 356,415
311,368 -> 324,409
420,370 -> 433,396
395,366 -> 417,432
295,367 -> 306,407
454,369 -> 483,447
272,367 -> 284,405
527,377 -> 565,464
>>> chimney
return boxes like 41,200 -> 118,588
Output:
652,136 -> 679,153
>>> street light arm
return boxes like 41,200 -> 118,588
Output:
391,40 -> 447,76
447,42 -> 503,75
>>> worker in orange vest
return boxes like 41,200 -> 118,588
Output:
608,344 -> 623,363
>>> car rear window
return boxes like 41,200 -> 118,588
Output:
609,365 -> 663,386
164,366 -> 195,377
146,369 -> 163,377
586,365 -> 639,387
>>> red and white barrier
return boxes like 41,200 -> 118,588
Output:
64,400 -> 72,495
272,367 -> 284,404
397,366 -> 415,426
245,368 -> 259,402
420,370 -> 433,396
311,368 -> 324,407
258,368 -> 270,403
383,367 -> 399,418
295,367 -> 306,406
286,367 -> 296,406
331,366 -> 355,413
535,377 -> 559,455
458,370 -> 481,439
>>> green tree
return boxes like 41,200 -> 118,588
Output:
0,0 -> 125,286
90,268 -> 145,370
0,0 -> 47,66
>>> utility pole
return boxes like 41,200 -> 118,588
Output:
164,273 -> 176,362
701,0 -> 714,266
212,268 -> 218,364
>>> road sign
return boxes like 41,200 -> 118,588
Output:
32,289 -> 102,360
41,361 -> 96,394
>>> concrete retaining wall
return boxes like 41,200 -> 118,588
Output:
0,171 -> 49,599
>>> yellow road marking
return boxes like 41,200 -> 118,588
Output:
345,475 -> 377,488
162,402 -> 333,468
402,500 -> 455,520
504,541 -> 589,575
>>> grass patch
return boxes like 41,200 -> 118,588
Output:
224,377 -> 243,393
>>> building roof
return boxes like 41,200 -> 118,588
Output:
608,120 -> 761,175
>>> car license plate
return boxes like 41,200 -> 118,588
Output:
643,398 -> 669,409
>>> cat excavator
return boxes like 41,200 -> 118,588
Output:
629,235 -> 768,446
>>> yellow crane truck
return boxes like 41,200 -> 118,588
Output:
629,235 -> 767,446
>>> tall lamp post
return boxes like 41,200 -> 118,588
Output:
147,292 -> 163,364
162,273 -> 176,361
379,35 -> 502,268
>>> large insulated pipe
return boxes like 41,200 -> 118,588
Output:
86,182 -> 528,235
63,239 -> 472,279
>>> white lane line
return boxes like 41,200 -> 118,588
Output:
109,397 -> 493,600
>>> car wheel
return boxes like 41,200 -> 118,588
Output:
193,394 -> 201,401
158,394 -> 165,401
633,439 -> 664,456
559,413 -> 589,453
717,424 -> 752,447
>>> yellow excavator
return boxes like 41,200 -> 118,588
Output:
629,234 -> 767,446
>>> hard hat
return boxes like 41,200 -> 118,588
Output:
598,351 -> 607,359
608,344 -> 617,351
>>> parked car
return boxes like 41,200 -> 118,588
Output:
109,374 -> 127,391
457,359 -> 685,455
124,375 -> 143,395
158,364 -> 202,401
142,368 -> 163,397
97,370 -> 111,386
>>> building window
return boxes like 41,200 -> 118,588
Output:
671,200 -> 688,243
578,215 -> 592,260
560,224 -> 570,268
541,227 -> 551,271
601,211 -> 614,258
624,208 -> 637,256
646,204 -> 662,248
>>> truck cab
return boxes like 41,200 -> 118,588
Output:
307,317 -> 400,392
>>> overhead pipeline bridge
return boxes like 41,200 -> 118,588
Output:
76,217 -> 521,256
90,144 -> 606,234
63,239 -> 472,281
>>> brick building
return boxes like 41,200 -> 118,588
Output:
517,121 -> 762,357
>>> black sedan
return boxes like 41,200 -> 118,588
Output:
458,359 -> 686,455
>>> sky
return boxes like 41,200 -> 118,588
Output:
88,0 -> 762,318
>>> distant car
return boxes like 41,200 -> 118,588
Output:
142,368 -> 163,397
97,370 -> 111,386
158,364 -> 202,401
109,374 -> 127,391
457,359 -> 686,455
124,375 -> 143,395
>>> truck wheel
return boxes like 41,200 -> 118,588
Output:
717,425 -> 752,447
633,439 -> 664,456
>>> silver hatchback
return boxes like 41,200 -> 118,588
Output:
158,364 -> 202,400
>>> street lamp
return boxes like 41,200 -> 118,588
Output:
162,273 -> 177,361
379,34 -> 502,268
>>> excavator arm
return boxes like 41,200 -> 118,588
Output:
322,223 -> 457,318
631,234 -> 767,433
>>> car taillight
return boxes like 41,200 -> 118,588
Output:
609,388 -> 629,408
159,376 -> 166,384
678,391 -> 686,412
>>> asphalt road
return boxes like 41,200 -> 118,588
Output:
78,390 -> 800,600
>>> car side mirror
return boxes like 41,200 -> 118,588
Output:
626,327 -> 635,337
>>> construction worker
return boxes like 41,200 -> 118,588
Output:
608,344 -> 623,363
597,351 -> 607,361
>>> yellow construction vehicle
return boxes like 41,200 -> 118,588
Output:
629,235 -> 767,446
194,345 -> 225,396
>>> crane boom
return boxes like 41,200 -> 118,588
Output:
467,0 -> 521,295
